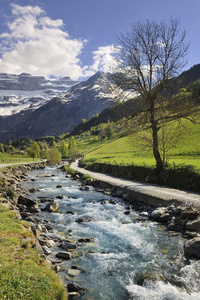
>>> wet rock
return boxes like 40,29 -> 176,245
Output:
109,199 -> 118,205
124,211 -> 130,215
37,173 -> 52,178
42,245 -> 51,255
67,282 -> 86,293
186,218 -> 200,232
136,272 -> 165,286
77,237 -> 94,243
67,269 -> 81,277
28,188 -> 39,193
61,241 -> 77,251
80,186 -> 94,191
75,216 -> 95,223
18,195 -> 37,207
184,237 -> 200,259
68,292 -> 81,299
56,185 -> 63,188
67,211 -> 76,215
56,195 -> 64,199
101,200 -> 107,204
45,200 -> 59,212
56,251 -> 72,260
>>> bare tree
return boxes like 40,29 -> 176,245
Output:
113,18 -> 190,170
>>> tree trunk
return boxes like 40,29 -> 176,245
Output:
150,110 -> 164,171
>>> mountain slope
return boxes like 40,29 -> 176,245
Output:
0,72 -> 115,142
70,64 -> 200,136
0,73 -> 77,116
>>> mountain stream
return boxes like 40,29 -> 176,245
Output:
22,166 -> 200,300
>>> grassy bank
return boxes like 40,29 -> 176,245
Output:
0,152 -> 41,165
0,201 -> 67,300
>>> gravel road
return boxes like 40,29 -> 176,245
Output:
70,160 -> 200,208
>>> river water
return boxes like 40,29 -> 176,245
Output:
22,166 -> 200,300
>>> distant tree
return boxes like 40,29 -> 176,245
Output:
105,123 -> 113,139
27,141 -> 40,160
68,137 -> 78,161
0,143 -> 5,153
113,18 -> 191,170
59,140 -> 68,158
47,147 -> 61,165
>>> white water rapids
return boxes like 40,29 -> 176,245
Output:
22,167 -> 200,300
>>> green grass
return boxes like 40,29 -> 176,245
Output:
82,119 -> 200,170
0,203 -> 67,300
0,152 -> 41,164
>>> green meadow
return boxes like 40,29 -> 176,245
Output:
82,119 -> 200,170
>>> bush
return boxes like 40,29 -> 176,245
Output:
85,162 -> 200,193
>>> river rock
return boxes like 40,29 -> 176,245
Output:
186,218 -> 200,231
151,207 -> 166,221
80,186 -> 94,191
136,272 -> 165,286
179,210 -> 198,220
45,200 -> 59,212
75,216 -> 95,223
28,188 -> 39,193
18,195 -> 37,207
43,232 -> 63,241
56,185 -> 63,188
37,173 -> 52,178
61,242 -> 77,251
67,282 -> 86,293
42,245 -> 51,255
67,269 -> 81,277
77,237 -> 94,243
184,237 -> 200,258
56,251 -> 72,260
68,292 -> 81,299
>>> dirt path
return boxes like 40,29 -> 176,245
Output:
70,160 -> 200,208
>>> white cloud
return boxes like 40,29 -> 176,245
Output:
0,4 -> 87,80
89,45 -> 120,73
0,4 -> 120,80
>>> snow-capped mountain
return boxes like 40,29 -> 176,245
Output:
0,73 -> 77,116
0,72 -> 116,142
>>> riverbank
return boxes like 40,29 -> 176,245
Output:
0,163 -> 68,300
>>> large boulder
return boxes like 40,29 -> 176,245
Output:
45,200 -> 59,212
184,237 -> 200,258
18,195 -> 37,207
151,207 -> 167,221
61,242 -> 77,251
56,251 -> 72,260
186,218 -> 200,232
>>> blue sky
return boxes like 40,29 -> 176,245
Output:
0,0 -> 199,80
